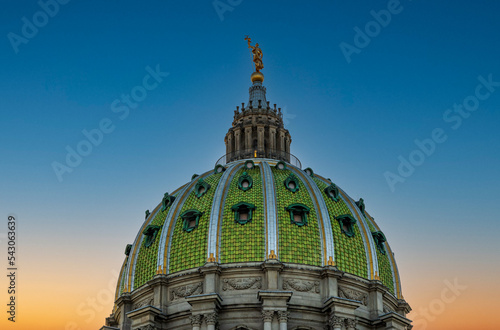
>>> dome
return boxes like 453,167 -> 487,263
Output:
117,159 -> 402,297
103,39 -> 411,330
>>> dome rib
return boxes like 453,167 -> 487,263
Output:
160,170 -> 213,274
261,161 -> 279,259
365,211 -> 403,298
289,166 -> 335,267
207,163 -> 241,263
337,184 -> 380,280
126,198 -> 165,292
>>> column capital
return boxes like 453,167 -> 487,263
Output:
189,314 -> 202,326
345,317 -> 357,330
277,310 -> 290,323
204,312 -> 218,325
261,310 -> 274,322
329,315 -> 345,327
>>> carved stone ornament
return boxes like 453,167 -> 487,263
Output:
223,277 -> 262,291
137,325 -> 156,330
170,282 -> 203,301
277,311 -> 290,322
383,304 -> 394,313
338,286 -> 368,306
262,310 -> 274,322
329,315 -> 344,327
346,318 -> 358,329
189,315 -> 202,326
282,278 -> 320,293
132,297 -> 154,310
204,312 -> 218,325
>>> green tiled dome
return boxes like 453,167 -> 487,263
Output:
116,158 -> 403,301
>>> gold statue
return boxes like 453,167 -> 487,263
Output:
245,36 -> 263,72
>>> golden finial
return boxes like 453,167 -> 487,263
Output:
327,256 -> 336,266
207,252 -> 216,262
374,271 -> 380,281
244,36 -> 264,77
156,265 -> 163,275
123,284 -> 128,292
268,250 -> 277,259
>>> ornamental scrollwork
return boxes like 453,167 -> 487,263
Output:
338,286 -> 368,306
132,297 -> 153,310
223,277 -> 262,291
282,278 -> 320,293
170,282 -> 203,301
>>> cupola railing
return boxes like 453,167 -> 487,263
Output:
215,148 -> 301,169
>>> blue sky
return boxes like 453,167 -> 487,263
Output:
1,1 -> 500,328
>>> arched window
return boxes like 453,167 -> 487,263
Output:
336,214 -> 357,237
180,210 -> 203,232
285,203 -> 310,227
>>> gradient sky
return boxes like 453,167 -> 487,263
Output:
1,1 -> 500,329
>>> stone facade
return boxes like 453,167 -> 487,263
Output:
103,260 -> 411,329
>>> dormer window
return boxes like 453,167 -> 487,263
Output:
284,173 -> 299,193
238,171 -> 253,191
285,203 -> 310,227
372,231 -> 387,254
275,161 -> 287,170
161,192 -> 175,212
244,160 -> 255,169
324,183 -> 340,202
194,178 -> 211,198
336,214 -> 357,237
214,164 -> 226,174
143,225 -> 162,247
356,198 -> 366,216
180,210 -> 203,232
304,167 -> 314,177
231,202 -> 256,225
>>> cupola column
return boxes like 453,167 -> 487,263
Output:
269,126 -> 277,152
234,128 -> 241,159
257,124 -> 265,157
245,126 -> 253,152
225,131 -> 233,155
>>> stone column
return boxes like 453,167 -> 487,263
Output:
277,311 -> 290,330
189,315 -> 202,330
269,127 -> 277,153
262,310 -> 274,330
204,312 -> 218,330
278,130 -> 285,153
257,125 -> 265,156
225,131 -> 233,155
234,128 -> 241,160
245,126 -> 252,152
346,318 -> 357,330
329,315 -> 344,330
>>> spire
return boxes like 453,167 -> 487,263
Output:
221,37 -> 293,164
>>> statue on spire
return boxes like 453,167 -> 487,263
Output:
245,36 -> 264,72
